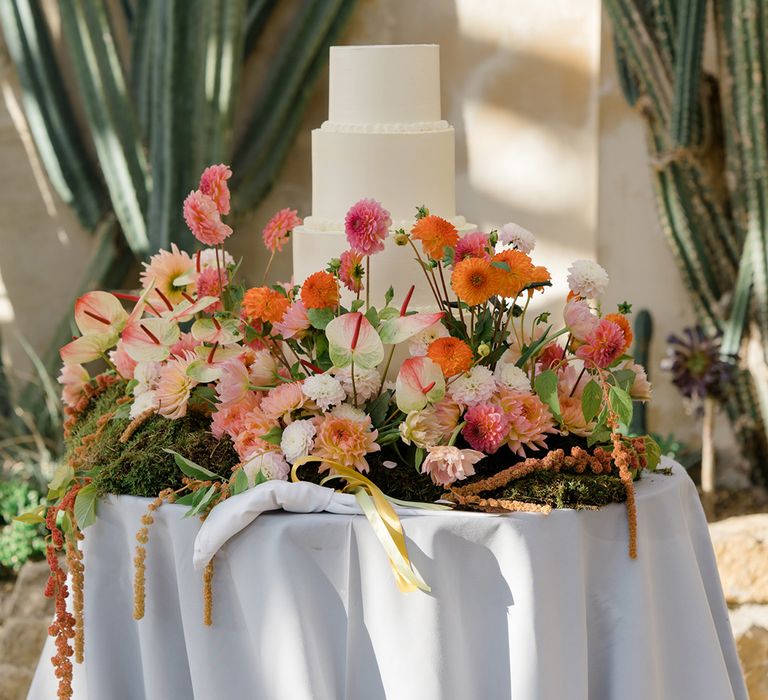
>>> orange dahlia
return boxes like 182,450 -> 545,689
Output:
604,313 -> 633,353
301,271 -> 340,309
242,287 -> 290,324
427,337 -> 474,377
492,249 -> 550,298
451,257 -> 499,306
411,214 -> 459,260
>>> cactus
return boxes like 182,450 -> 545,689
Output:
630,309 -> 653,436
605,0 -> 768,483
0,0 -> 357,387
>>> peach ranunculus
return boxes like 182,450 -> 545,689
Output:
313,413 -> 380,473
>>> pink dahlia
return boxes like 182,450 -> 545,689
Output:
338,249 -> 365,293
273,300 -> 310,339
537,342 -> 566,371
109,340 -> 137,380
344,198 -> 391,256
262,208 -> 302,253
462,402 -> 510,454
140,243 -> 195,305
260,381 -> 306,421
183,190 -> 233,246
58,363 -> 90,408
231,406 -> 280,460
497,386 -> 558,456
195,267 -> 224,313
454,231 -> 491,264
421,445 -> 484,487
576,318 -> 625,368
216,359 -> 252,407
211,392 -> 261,439
313,413 -> 380,473
199,164 -> 232,215
563,298 -> 599,343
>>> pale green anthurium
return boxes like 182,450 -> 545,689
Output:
191,317 -> 242,344
395,356 -> 446,412
378,311 -> 444,345
122,317 -> 180,362
59,331 -> 118,365
74,291 -> 129,335
186,359 -> 223,383
326,312 -> 384,369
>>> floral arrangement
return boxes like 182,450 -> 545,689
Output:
30,165 -> 661,698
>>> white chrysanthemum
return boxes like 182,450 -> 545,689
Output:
331,404 -> 368,421
243,451 -> 290,484
399,409 -> 440,448
449,366 -> 497,407
498,222 -> 536,254
408,321 -> 449,356
495,363 -> 532,393
129,389 -> 159,418
567,260 -> 609,299
302,373 -> 346,411
333,366 -> 381,403
280,419 -> 316,464
134,361 -> 161,391
199,248 -> 235,270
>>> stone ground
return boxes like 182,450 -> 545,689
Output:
0,510 -> 766,700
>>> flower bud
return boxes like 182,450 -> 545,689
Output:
394,232 -> 409,246
477,343 -> 491,357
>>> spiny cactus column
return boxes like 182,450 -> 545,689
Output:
604,0 -> 768,483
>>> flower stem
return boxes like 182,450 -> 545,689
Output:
365,256 -> 370,311
376,345 -> 397,396
261,250 -> 275,285
350,359 -> 358,407
407,239 -> 442,309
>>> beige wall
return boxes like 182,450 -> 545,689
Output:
1,0 -> 729,475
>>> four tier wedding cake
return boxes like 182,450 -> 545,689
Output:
292,44 -> 473,306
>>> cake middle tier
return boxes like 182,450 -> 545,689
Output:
311,125 -> 456,222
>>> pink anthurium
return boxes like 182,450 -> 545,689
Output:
164,295 -> 220,323
60,332 -> 118,365
122,317 -> 180,362
395,356 -> 446,412
326,312 -> 384,369
379,311 -> 444,345
191,317 -> 242,345
193,344 -> 242,364
74,291 -> 129,336
185,358 -> 223,383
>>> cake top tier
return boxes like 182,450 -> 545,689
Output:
328,44 -> 442,125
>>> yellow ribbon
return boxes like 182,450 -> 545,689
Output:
291,457 -> 436,593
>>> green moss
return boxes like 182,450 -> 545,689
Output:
492,470 -> 627,510
66,383 -> 238,498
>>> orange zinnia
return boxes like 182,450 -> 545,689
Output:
243,287 -> 290,324
301,271 -> 340,309
451,257 -> 499,306
492,249 -> 550,298
411,214 -> 460,260
604,313 -> 633,353
427,337 -> 474,377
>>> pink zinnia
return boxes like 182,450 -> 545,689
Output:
454,231 -> 491,264
344,198 -> 391,256
273,300 -> 310,339
196,267 -> 223,312
199,164 -> 232,215
183,190 -> 233,246
461,402 -> 511,454
338,249 -> 365,293
576,319 -> 625,368
421,445 -> 484,487
262,208 -> 302,253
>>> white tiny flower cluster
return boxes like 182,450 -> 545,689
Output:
332,366 -> 381,402
243,451 -> 290,484
449,365 -> 497,407
567,260 -> 609,299
497,222 -> 536,254
302,373 -> 345,411
280,419 -> 316,464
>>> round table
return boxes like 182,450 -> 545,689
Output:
28,461 -> 746,700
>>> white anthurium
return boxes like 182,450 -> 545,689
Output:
59,332 -> 118,365
193,344 -> 242,365
191,317 -> 243,345
185,359 -> 223,383
325,312 -> 384,369
379,311 -> 444,345
395,356 -> 446,413
163,296 -> 220,323
121,317 -> 180,362
74,291 -> 129,336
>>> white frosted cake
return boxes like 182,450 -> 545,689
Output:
292,44 -> 473,306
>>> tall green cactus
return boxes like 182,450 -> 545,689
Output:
0,0 -> 356,383
605,0 -> 768,483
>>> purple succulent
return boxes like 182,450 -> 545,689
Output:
662,326 -> 735,402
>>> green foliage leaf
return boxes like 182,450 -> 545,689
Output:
367,390 -> 392,429
365,307 -> 379,328
378,307 -> 399,321
230,469 -> 249,495
260,426 -> 283,446
644,435 -> 662,471
74,483 -> 98,529
414,447 -> 425,473
611,368 -> 636,390
185,484 -> 218,518
384,286 -> 394,305
609,385 -> 633,427
13,512 -> 45,526
48,463 -> 75,499
350,298 -> 365,312
307,307 -> 335,330
581,379 -> 603,424
165,449 -> 222,481
174,492 -> 197,506
534,369 -> 561,419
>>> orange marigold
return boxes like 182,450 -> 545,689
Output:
301,270 -> 340,309
604,313 -> 633,353
492,249 -> 550,298
411,214 -> 460,260
242,287 -> 290,324
427,337 -> 474,377
451,257 -> 499,306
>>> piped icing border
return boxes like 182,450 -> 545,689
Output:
319,120 -> 451,134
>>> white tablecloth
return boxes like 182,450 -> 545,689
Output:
29,460 -> 746,700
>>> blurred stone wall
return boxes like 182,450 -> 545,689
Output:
0,1 -> 715,472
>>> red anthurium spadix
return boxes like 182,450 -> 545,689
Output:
164,295 -> 220,323
379,310 -> 444,345
191,317 -> 242,345
395,356 -> 446,412
122,317 -> 181,362
326,312 -> 384,369
74,291 -> 129,336
193,344 -> 242,364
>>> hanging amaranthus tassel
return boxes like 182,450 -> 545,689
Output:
65,537 -> 85,663
203,561 -> 214,626
133,489 -> 174,620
